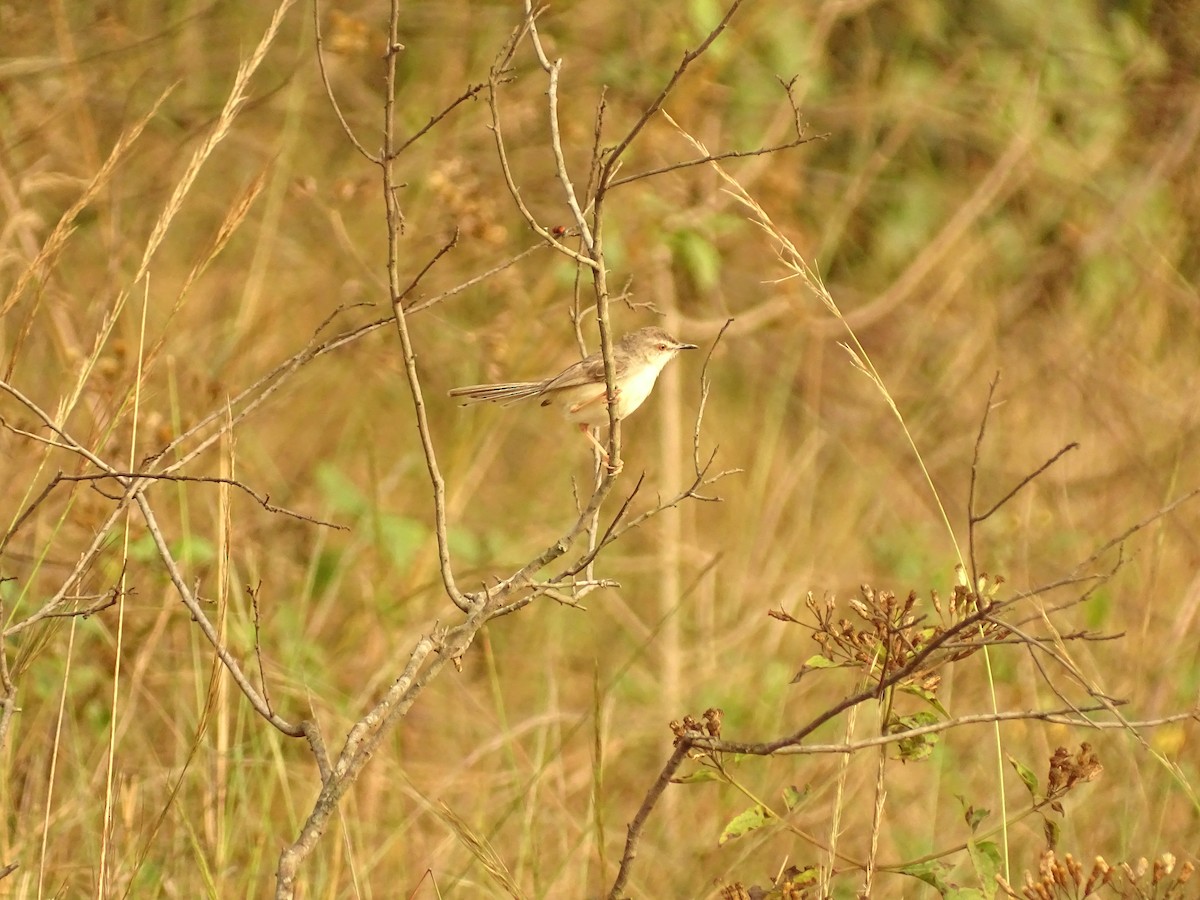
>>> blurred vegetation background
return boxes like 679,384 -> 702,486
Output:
1,0 -> 1198,896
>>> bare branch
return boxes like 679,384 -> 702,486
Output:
599,0 -> 748,186
0,379 -> 124,476
609,133 -> 826,189
525,0 -> 594,251
312,0 -> 377,162
380,24 -> 470,613
397,228 -> 459,304
135,493 -> 306,738
58,472 -> 346,530
485,11 -> 600,269
248,582 -> 277,718
407,242 -> 544,313
1068,485 -> 1200,577
692,318 -> 732,475
975,440 -> 1079,523
3,502 -> 128,638
606,741 -> 691,900
967,371 -> 1001,587
392,83 -> 486,159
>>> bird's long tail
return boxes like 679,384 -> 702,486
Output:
448,381 -> 544,405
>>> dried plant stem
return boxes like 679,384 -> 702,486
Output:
824,701 -> 859,895
138,0 -> 297,284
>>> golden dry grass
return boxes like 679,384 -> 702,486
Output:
2,1 -> 1199,898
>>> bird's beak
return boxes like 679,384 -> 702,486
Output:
678,342 -> 699,351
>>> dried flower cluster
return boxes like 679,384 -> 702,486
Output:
670,707 -> 724,744
783,573 -> 1011,694
997,850 -> 1194,899
1046,743 -> 1103,801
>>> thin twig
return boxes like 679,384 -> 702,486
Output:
135,494 -> 305,737
406,242 -> 544,313
142,234 -> 538,473
247,582 -> 275,718
693,318 -> 732,475
58,472 -> 346,530
598,0 -> 748,186
966,372 -> 1001,588
312,0 -> 376,162
1067,486 -> 1200,577
525,0 -> 594,251
485,14 -> 600,269
392,83 -> 486,158
609,133 -> 826,189
398,229 -> 459,304
974,441 -> 1079,523
379,26 -> 469,613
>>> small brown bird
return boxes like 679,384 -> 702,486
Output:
449,326 -> 697,466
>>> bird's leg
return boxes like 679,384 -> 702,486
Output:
577,423 -> 623,474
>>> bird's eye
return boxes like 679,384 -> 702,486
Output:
657,343 -> 668,350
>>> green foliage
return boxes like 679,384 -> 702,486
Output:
899,859 -> 954,894
718,802 -> 770,845
966,839 -> 1003,900
1009,753 -> 1041,801
889,710 -> 940,761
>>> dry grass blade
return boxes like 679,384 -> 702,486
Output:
136,0 -> 297,283
0,88 -> 173,320
435,802 -> 527,900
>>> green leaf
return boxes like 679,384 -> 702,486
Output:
967,839 -> 1002,899
965,805 -> 990,833
899,681 -> 950,718
782,784 -> 809,811
774,865 -> 820,891
672,768 -> 723,785
956,795 -> 989,833
791,654 -> 840,682
1043,816 -> 1060,849
801,654 -> 838,668
1007,754 -> 1040,800
889,711 -> 940,761
785,865 -> 820,888
717,804 -> 769,845
897,860 -> 951,893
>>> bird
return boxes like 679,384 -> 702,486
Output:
449,326 -> 698,468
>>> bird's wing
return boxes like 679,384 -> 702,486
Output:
539,347 -> 627,393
